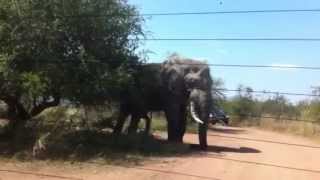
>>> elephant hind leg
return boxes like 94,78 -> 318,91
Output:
127,114 -> 140,134
177,105 -> 187,142
113,112 -> 129,135
144,115 -> 151,135
166,119 -> 176,142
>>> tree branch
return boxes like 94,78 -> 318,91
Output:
30,95 -> 60,117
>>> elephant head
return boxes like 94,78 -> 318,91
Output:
185,63 -> 213,149
161,56 -> 213,149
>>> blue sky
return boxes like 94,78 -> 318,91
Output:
128,0 -> 320,102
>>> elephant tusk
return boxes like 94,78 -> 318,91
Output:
190,101 -> 204,124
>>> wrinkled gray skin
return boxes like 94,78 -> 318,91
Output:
113,57 -> 213,149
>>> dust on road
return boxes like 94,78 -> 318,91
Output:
1,126 -> 320,180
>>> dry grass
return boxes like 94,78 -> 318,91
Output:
232,117 -> 320,142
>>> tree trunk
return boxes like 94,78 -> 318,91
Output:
1,94 -> 60,152
3,98 -> 30,136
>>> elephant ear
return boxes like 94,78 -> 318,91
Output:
199,66 -> 212,88
161,65 -> 185,96
199,66 -> 210,77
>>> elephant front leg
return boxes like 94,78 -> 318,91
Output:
165,104 -> 181,142
177,105 -> 187,142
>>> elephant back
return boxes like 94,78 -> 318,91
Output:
135,63 -> 165,110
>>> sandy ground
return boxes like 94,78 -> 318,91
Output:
1,126 -> 320,180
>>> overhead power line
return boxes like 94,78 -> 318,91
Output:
208,64 -> 320,70
214,88 -> 320,97
227,114 -> 320,124
9,37 -> 320,42
206,133 -> 320,149
143,38 -> 320,41
207,156 -> 320,174
55,9 -> 320,18
168,63 -> 320,70
140,9 -> 320,16
2,58 -> 320,71
0,169 -> 82,180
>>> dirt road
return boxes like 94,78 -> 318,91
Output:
1,126 -> 320,180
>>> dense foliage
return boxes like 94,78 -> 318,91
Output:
0,0 -> 144,132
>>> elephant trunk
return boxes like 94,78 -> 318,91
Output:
198,105 -> 209,150
198,118 -> 208,150
189,90 -> 211,150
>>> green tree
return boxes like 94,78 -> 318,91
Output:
261,95 -> 299,118
298,99 -> 320,122
0,0 -> 144,135
230,85 -> 256,120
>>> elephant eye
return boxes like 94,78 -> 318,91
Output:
191,67 -> 199,72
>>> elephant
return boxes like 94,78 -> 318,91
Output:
113,56 -> 213,149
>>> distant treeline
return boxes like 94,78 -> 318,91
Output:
213,84 -> 320,123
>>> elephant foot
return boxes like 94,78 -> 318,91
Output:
127,129 -> 137,135
177,136 -> 183,143
167,136 -> 183,143
199,144 -> 208,151
112,128 -> 122,135
189,144 -> 207,151
127,125 -> 139,134
143,130 -> 150,137
199,136 -> 208,150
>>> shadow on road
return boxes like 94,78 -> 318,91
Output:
189,144 -> 261,154
0,126 -> 260,166
208,126 -> 246,134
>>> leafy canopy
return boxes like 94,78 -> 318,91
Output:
0,0 -> 144,108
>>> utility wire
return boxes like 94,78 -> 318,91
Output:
2,59 -> 320,97
206,156 -> 320,174
205,133 -> 320,149
167,62 -> 320,70
1,60 -> 320,96
140,9 -> 320,16
214,88 -> 320,97
0,169 -> 82,180
207,64 -> 320,70
8,37 -> 320,42
1,78 -> 318,97
2,58 -> 320,71
143,38 -> 320,41
50,9 -> 320,18
226,114 -> 320,124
